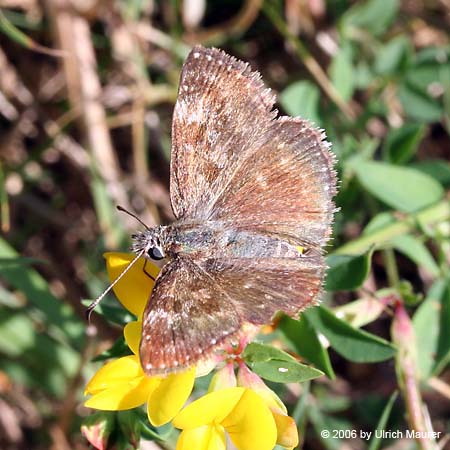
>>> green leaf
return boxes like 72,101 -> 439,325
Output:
305,307 -> 396,363
415,46 -> 450,65
342,0 -> 399,36
0,256 -> 48,268
243,342 -> 323,383
0,310 -> 79,397
375,36 -> 411,75
354,160 -> 444,212
0,10 -> 64,57
398,82 -> 443,123
92,336 -> 133,362
383,123 -> 425,164
414,280 -> 450,377
397,280 -> 423,306
325,249 -> 373,291
0,239 -> 84,348
389,234 -> 440,277
242,342 -> 296,364
279,81 -> 321,125
0,310 -> 36,357
406,59 -> 450,93
436,282 -> 450,374
140,417 -> 173,442
329,47 -> 354,101
412,159 -> 450,187
82,298 -> 135,325
368,391 -> 399,450
249,359 -> 323,383
117,410 -> 141,448
279,315 -> 335,379
363,212 -> 396,235
353,61 -> 374,89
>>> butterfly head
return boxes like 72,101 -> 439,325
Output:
132,226 -> 168,261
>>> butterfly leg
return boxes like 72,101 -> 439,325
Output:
142,259 -> 156,281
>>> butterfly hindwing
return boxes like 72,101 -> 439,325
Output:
140,256 -> 242,375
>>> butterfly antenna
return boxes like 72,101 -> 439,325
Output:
117,205 -> 150,230
85,250 -> 145,322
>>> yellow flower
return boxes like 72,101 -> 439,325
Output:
85,253 -> 196,426
103,252 -> 159,318
238,364 -> 299,449
173,387 -> 278,450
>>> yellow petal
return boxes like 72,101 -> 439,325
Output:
237,364 -> 287,414
104,252 -> 159,317
147,367 -> 196,427
173,387 -> 245,429
84,356 -> 159,410
124,321 -> 142,355
85,355 -> 143,394
249,387 -> 287,414
271,410 -> 299,449
85,376 -> 153,410
222,389 -> 277,450
176,425 -> 226,450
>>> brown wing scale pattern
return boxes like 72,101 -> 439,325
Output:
139,46 -> 337,376
171,46 -> 277,220
140,257 -> 242,374
209,116 -> 336,247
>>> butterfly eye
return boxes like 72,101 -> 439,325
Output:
148,246 -> 164,260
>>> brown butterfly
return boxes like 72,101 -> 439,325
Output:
127,46 -> 336,375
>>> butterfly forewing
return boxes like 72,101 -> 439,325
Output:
209,117 -> 336,247
170,46 -> 277,220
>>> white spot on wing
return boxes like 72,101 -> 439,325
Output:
256,174 -> 267,187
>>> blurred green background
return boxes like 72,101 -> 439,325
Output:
0,0 -> 449,449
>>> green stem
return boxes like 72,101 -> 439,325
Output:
334,200 -> 450,255
383,248 -> 400,287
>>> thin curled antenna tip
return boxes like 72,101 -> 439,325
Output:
116,205 -> 150,230
85,302 -> 96,323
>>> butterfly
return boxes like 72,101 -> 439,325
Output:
130,46 -> 337,376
